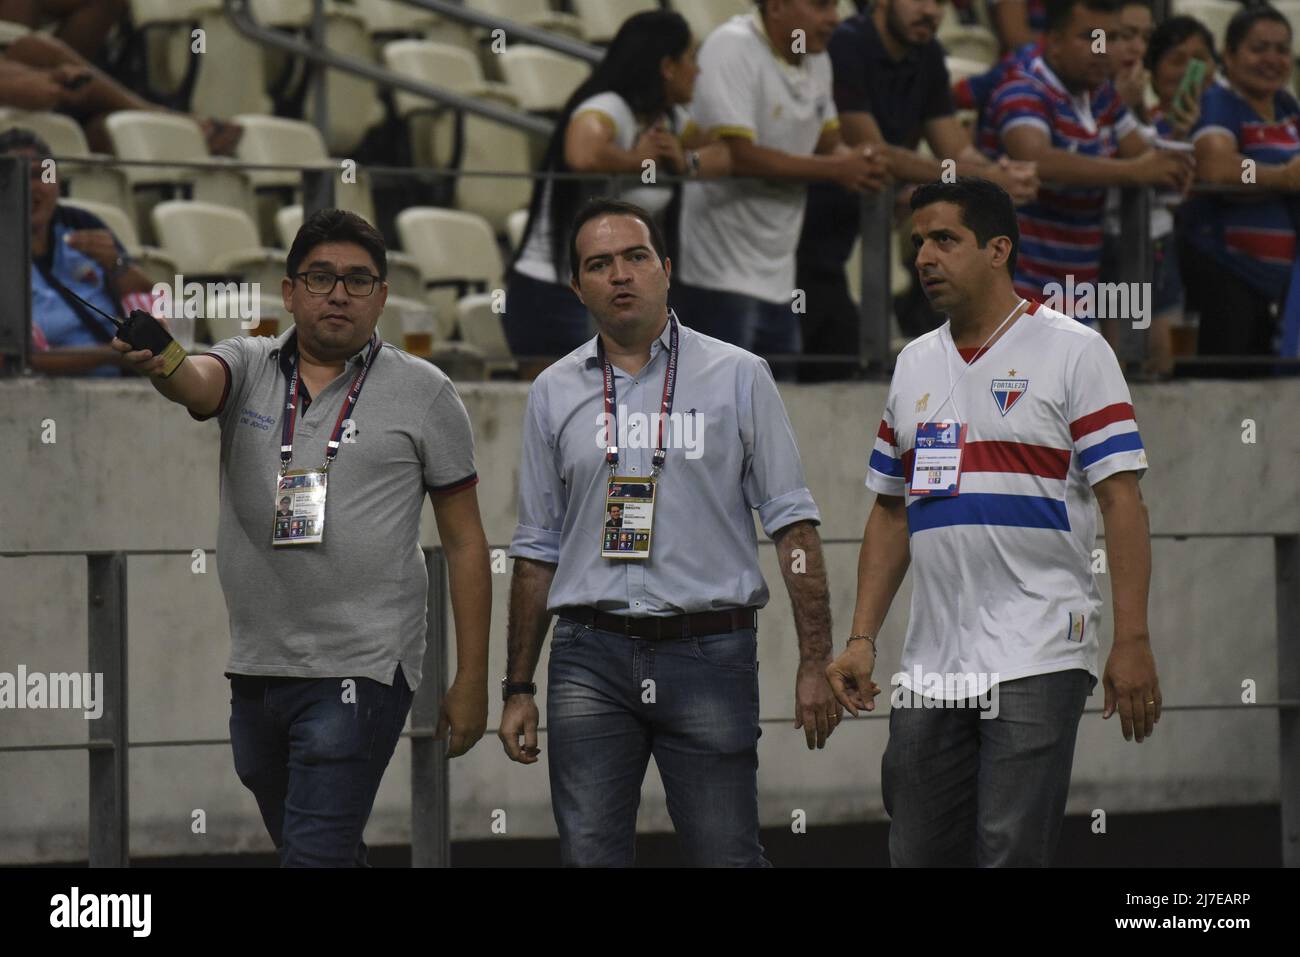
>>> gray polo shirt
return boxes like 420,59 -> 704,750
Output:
508,314 -> 820,615
196,328 -> 477,689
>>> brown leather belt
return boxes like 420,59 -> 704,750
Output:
556,605 -> 758,640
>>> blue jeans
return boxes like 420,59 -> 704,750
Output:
546,617 -> 769,867
229,666 -> 414,867
502,268 -> 593,358
672,281 -> 801,379
881,669 -> 1092,867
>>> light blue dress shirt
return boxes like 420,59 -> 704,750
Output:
509,313 -> 821,615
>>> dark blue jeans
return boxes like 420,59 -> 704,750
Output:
671,281 -> 801,379
229,666 -> 414,867
881,669 -> 1092,867
546,617 -> 769,867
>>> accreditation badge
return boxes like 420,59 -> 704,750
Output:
600,475 -> 655,560
910,421 -> 966,497
272,469 -> 328,545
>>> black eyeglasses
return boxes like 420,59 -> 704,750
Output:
295,271 -> 381,296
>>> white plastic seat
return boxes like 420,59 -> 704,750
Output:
467,0 -> 585,40
300,7 -> 386,154
457,292 -> 517,375
505,207 -> 529,252
0,19 -> 30,46
498,45 -> 591,113
232,114 -> 330,189
355,0 -> 440,35
668,0 -> 750,40
570,0 -> 658,44
396,207 -> 504,340
150,200 -> 284,283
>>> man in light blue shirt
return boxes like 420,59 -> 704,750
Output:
500,198 -> 840,867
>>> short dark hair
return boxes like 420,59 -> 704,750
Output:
1145,14 -> 1217,72
286,208 -> 387,281
1225,3 -> 1291,55
1044,0 -> 1122,34
568,198 -> 667,283
909,178 -> 1019,278
0,127 -> 53,158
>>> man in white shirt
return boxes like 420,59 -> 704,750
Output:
826,178 -> 1161,866
674,0 -> 888,376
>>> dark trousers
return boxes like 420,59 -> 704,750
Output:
881,669 -> 1091,867
229,667 -> 414,867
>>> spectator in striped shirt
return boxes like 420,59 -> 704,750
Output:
978,0 -> 1193,320
1182,3 -> 1300,372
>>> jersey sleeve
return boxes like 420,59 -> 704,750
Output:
1067,335 -> 1148,484
865,378 -> 907,496
988,73 -> 1052,140
689,29 -> 760,140
1190,84 -> 1239,144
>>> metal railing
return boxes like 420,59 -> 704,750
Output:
0,533 -> 1296,866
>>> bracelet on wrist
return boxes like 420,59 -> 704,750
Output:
847,634 -> 877,654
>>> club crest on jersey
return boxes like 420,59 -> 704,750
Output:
990,375 -> 1028,416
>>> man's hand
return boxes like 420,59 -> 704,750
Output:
498,693 -> 541,764
826,641 -> 882,717
435,673 -> 488,758
830,145 -> 889,192
110,313 -> 171,377
1129,147 -> 1195,191
1102,634 -> 1161,743
1114,60 -> 1149,112
990,156 -> 1040,205
64,229 -> 121,271
794,658 -> 841,750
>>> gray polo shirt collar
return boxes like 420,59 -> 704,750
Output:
271,325 -> 379,378
580,310 -> 678,369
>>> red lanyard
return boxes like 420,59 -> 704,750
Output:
596,312 -> 679,475
280,333 -> 380,474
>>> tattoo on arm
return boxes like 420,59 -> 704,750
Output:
775,521 -> 833,664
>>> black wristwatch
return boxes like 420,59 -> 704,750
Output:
502,678 -> 537,701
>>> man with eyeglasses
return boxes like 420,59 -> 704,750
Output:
111,208 -> 492,867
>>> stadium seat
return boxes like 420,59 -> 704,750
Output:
127,0 -> 220,104
0,109 -> 136,223
457,292 -> 518,375
570,0 -> 658,44
938,24 -> 1000,67
669,1 -> 749,41
1169,0 -> 1237,46
352,0 -> 439,36
189,8 -> 273,118
383,40 -> 534,229
467,0 -> 585,40
498,45 -> 591,113
395,207 -> 504,341
60,197 -> 180,284
150,200 -> 290,340
299,4 -> 387,155
104,111 -> 256,237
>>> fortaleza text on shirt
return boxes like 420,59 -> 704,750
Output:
594,404 -> 704,459
149,275 -> 262,330
0,666 -> 102,719
49,887 -> 151,937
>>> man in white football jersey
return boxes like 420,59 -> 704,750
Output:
827,177 -> 1161,867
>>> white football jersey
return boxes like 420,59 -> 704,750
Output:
866,302 -> 1148,698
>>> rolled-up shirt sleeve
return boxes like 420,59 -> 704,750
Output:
508,382 -> 568,563
741,358 -> 821,537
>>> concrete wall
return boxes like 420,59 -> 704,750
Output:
0,375 -> 1295,863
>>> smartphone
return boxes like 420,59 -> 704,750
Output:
61,72 -> 92,91
1172,58 -> 1207,114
